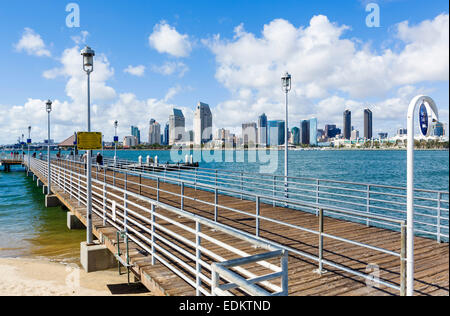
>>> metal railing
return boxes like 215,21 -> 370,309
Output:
26,155 -> 411,295
26,156 -> 288,296
105,156 -> 449,243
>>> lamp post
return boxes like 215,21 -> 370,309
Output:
114,120 -> 118,166
27,126 -> 31,170
281,72 -> 292,198
45,100 -> 52,195
81,45 -> 95,245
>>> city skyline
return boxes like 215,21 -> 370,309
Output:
0,1 -> 448,144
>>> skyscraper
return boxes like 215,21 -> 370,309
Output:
242,122 -> 257,146
364,109 -> 373,139
148,119 -> 161,145
300,120 -> 310,145
291,127 -> 300,145
193,102 -> 213,145
169,108 -> 185,145
309,118 -> 318,146
163,123 -> 169,145
131,126 -> 141,144
343,110 -> 352,140
268,120 -> 285,146
258,113 -> 268,146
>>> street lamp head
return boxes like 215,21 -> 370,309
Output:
281,72 -> 292,93
114,120 -> 118,128
45,100 -> 52,113
81,46 -> 95,73
28,126 -> 31,133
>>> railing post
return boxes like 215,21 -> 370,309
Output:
366,185 -> 370,227
157,177 -> 160,202
151,204 -> 155,265
181,181 -> 184,210
196,221 -> 202,296
124,172 -> 128,233
400,222 -> 407,296
113,169 -> 116,187
139,174 -> 142,195
78,174 -> 81,206
211,265 -> 219,296
273,175 -> 276,207
437,192 -> 441,243
316,179 -> 319,216
215,170 -> 218,187
256,196 -> 260,237
214,188 -> 219,223
318,208 -> 324,274
103,183 -> 107,226
281,250 -> 289,296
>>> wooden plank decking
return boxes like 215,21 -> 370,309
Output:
30,161 -> 449,296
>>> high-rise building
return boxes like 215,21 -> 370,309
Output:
169,109 -> 185,145
258,113 -> 268,146
309,118 -> 318,146
123,136 -> 138,148
300,120 -> 310,145
131,126 -> 141,144
432,121 -> 445,137
242,122 -> 257,146
193,102 -> 213,145
378,133 -> 388,139
325,124 -> 340,139
148,119 -> 161,145
343,110 -> 352,140
291,127 -> 300,145
397,128 -> 407,136
364,109 -> 373,139
268,120 -> 285,146
163,123 -> 169,145
351,129 -> 360,141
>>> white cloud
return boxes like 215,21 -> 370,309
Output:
151,61 -> 189,77
71,31 -> 89,45
15,28 -> 51,57
124,65 -> 146,77
149,21 -> 192,57
204,14 -> 449,134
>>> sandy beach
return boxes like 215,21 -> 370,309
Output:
0,258 -> 151,296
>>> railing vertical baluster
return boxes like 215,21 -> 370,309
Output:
256,196 -> 260,237
113,169 -> 116,187
318,208 -> 324,274
316,179 -> 319,216
366,185 -> 370,227
281,250 -> 289,295
139,174 -> 142,195
157,177 -> 160,202
124,172 -> 128,233
181,182 -> 184,210
78,174 -> 81,206
151,204 -> 155,265
273,176 -> 276,207
103,183 -> 107,226
211,266 -> 219,296
400,222 -> 407,296
195,221 -> 202,296
214,188 -> 218,222
240,172 -> 243,200
437,192 -> 441,243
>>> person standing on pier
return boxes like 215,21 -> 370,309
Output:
96,152 -> 103,171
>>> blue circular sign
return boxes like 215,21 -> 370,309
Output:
419,103 -> 429,137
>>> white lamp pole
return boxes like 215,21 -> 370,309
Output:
45,100 -> 52,194
406,95 -> 438,296
281,72 -> 292,198
27,126 -> 31,170
81,46 -> 95,245
114,120 -> 118,166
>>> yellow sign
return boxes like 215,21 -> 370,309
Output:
77,132 -> 102,150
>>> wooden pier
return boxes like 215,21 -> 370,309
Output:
26,158 -> 449,296
0,158 -> 23,172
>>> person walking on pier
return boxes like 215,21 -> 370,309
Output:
96,152 -> 103,171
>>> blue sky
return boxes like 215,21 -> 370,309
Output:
0,0 -> 448,144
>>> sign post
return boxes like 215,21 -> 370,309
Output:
406,95 -> 438,296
